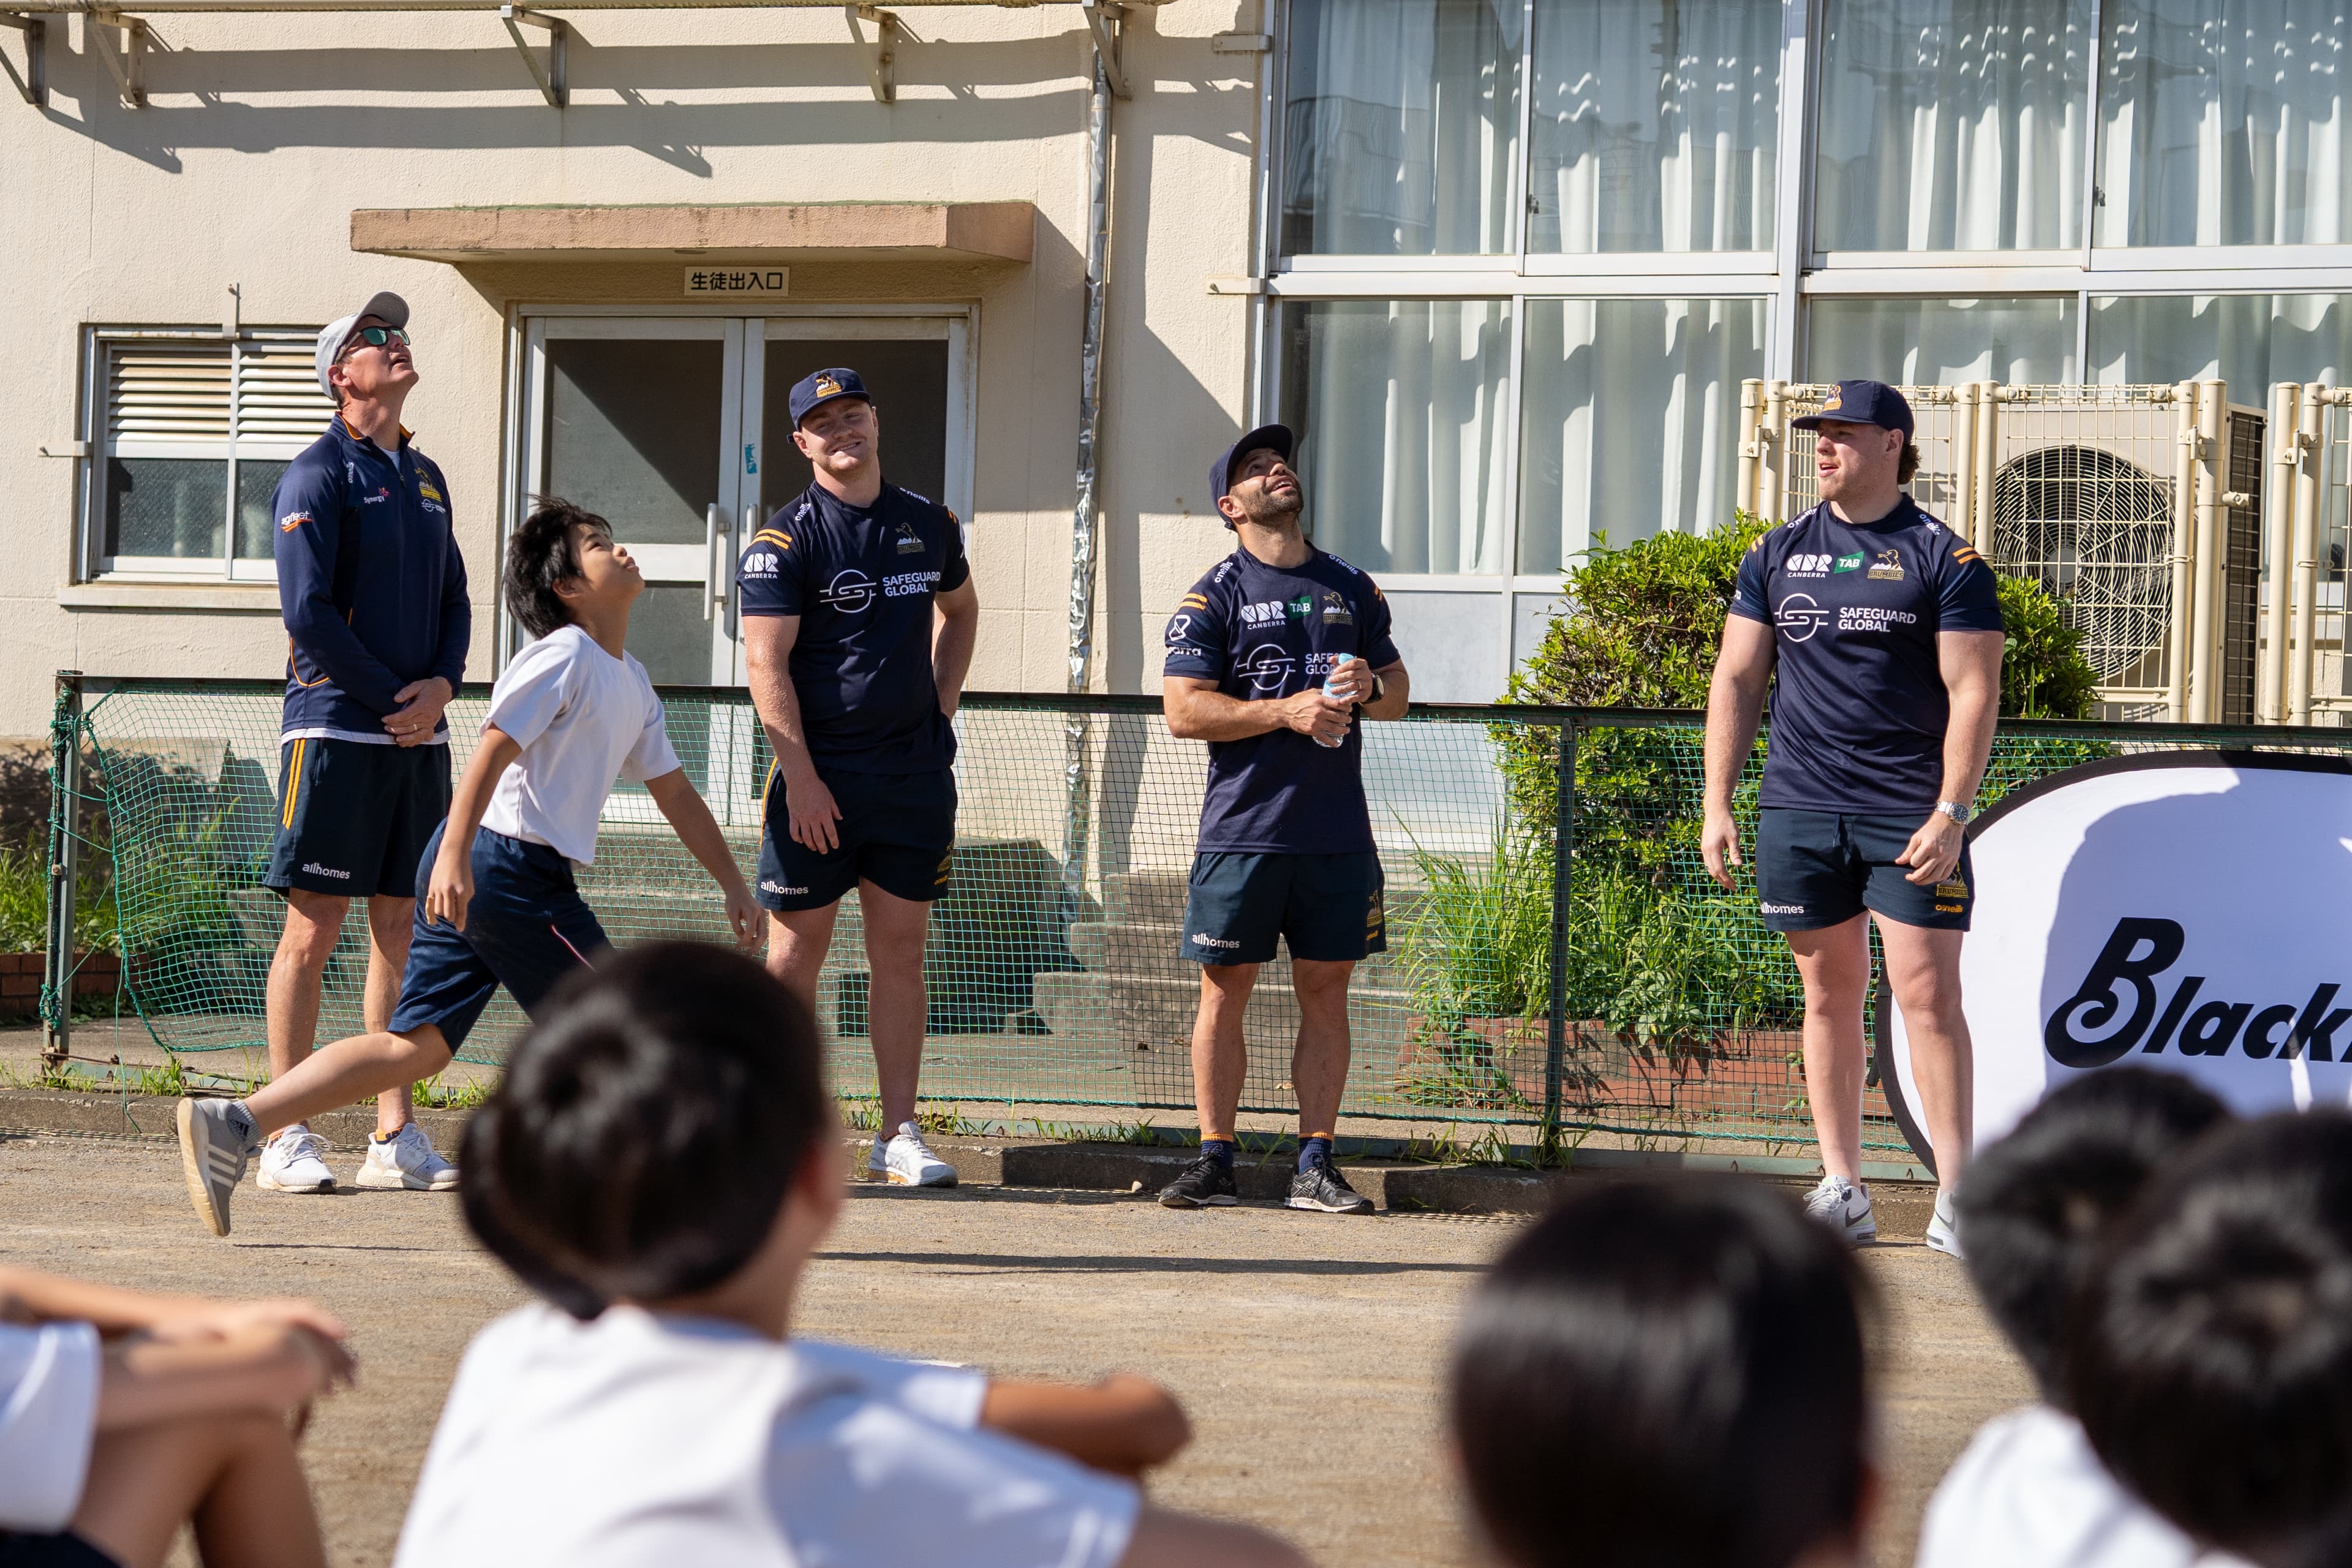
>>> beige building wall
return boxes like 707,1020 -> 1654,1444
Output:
0,0 -> 1265,738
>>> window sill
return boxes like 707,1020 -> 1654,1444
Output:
59,582 -> 281,612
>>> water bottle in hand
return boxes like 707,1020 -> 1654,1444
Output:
1316,653 -> 1354,748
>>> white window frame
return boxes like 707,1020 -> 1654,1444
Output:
1258,0 -> 2352,698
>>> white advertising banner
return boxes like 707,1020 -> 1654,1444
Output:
1880,752 -> 2352,1175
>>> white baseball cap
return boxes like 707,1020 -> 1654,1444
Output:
315,290 -> 411,401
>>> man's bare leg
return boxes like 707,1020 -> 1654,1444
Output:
1289,959 -> 1355,1139
241,1025 -> 453,1142
1191,963 -> 1259,1142
266,889 -> 410,1137
1785,915 -> 1874,1182
766,904 -> 840,1017
859,881 -> 933,1132
70,1411 -> 326,1568
1876,915 -> 1973,1193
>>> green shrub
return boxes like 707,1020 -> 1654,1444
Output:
1564,868 -> 1806,1050
1996,573 -> 2101,719
0,842 -> 118,956
1395,821 -> 1555,1109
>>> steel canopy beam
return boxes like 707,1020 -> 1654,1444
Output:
499,2 -> 564,106
1078,0 -> 1121,98
0,12 -> 45,104
843,2 -> 897,104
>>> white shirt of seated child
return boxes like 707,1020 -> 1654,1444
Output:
393,1303 -> 1140,1568
0,1320 -> 102,1532
1916,1403 -> 2253,1568
480,623 -> 684,867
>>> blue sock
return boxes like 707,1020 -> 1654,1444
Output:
1298,1135 -> 1333,1174
1200,1138 -> 1235,1168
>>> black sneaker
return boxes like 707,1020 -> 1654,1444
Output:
1157,1155 -> 1239,1208
1287,1162 -> 1374,1215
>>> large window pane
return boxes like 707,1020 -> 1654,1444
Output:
1281,0 -> 1521,256
105,457 -> 227,560
1280,300 -> 1512,574
234,458 -> 288,561
2097,1 -> 2352,247
1528,0 -> 1781,253
1815,0 -> 2090,251
2090,295 -> 2352,392
1517,298 -> 1766,572
1809,296 -> 2079,382
544,337 -> 724,546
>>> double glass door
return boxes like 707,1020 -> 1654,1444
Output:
521,311 -> 971,687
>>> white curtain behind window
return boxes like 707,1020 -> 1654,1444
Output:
1280,0 -> 1522,255
2098,1 -> 2350,246
2090,294 -> 2352,390
1815,0 -> 2092,251
1809,296 -> 2081,383
1282,301 -> 1512,574
1516,298 -> 1766,573
1529,0 -> 1784,252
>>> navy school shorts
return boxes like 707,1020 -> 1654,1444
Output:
1752,807 -> 1974,934
1178,850 -> 1387,967
0,1534 -> 123,1568
386,822 -> 609,1052
264,736 -> 451,899
756,762 -> 957,911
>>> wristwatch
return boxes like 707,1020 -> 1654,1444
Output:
1934,800 -> 1974,826
1368,673 -> 1387,704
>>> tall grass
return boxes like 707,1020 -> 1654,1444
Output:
0,842 -> 118,954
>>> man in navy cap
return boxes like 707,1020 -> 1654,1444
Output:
258,289 -> 470,1199
738,368 -> 979,1188
1701,379 -> 2005,1256
1155,424 -> 1411,1215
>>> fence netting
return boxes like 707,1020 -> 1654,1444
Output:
58,678 -> 2352,1153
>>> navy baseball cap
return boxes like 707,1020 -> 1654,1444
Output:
1208,423 -> 1294,526
1791,379 -> 1913,440
788,367 -> 871,428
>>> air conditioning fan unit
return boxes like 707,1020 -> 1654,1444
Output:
1738,382 -> 2263,724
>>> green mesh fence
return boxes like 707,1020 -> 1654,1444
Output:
48,674 -> 2352,1152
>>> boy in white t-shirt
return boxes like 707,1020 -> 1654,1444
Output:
177,497 -> 761,1237
395,940 -> 1309,1568
0,1263 -> 351,1568
1916,1068 -> 2246,1568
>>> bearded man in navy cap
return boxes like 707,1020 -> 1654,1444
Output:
737,368 -> 979,1188
1702,380 -> 2006,1257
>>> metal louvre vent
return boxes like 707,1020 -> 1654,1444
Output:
108,346 -> 232,440
233,334 -> 333,441
1990,445 -> 2174,687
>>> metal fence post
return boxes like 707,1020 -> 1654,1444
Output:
1544,715 -> 1576,1136
42,671 -> 82,1072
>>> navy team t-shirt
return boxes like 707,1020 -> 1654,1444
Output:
1728,497 -> 2004,815
1163,546 -> 1401,855
737,480 -> 970,774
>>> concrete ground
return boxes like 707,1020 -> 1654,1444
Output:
0,1131 -> 2029,1567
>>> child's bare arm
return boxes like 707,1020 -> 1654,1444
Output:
424,726 -> 524,932
643,768 -> 761,951
1116,1505 -> 1312,1568
0,1265 -> 345,1346
980,1374 -> 1191,1478
97,1321 -> 355,1431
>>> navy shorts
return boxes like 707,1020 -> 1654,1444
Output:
264,737 -> 451,899
1179,851 -> 1387,967
0,1535 -> 121,1568
386,823 -> 608,1052
756,763 -> 956,911
1753,807 -> 1974,934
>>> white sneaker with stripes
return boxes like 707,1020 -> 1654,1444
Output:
177,1098 -> 258,1237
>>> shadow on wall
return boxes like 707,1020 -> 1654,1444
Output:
25,14 -> 1253,173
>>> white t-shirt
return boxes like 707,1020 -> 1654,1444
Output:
478,625 -> 682,865
1917,1403 -> 2253,1568
0,1321 -> 102,1532
394,1305 -> 1140,1568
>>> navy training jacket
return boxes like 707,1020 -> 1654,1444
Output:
271,418 -> 470,743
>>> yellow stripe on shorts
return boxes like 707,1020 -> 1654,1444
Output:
281,739 -> 306,829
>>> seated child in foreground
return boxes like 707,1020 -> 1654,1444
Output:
1917,1066 -> 2242,1568
2073,1109 -> 2352,1568
1448,1174 -> 1874,1568
178,497 -> 761,1235
393,941 -> 1310,1568
0,1265 -> 352,1568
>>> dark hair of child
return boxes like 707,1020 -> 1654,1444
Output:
503,495 -> 611,641
460,942 -> 830,1321
2071,1110 -> 2352,1568
1448,1175 -> 1872,1568
1956,1066 -> 2231,1403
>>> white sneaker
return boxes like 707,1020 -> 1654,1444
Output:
355,1122 -> 459,1191
257,1126 -> 336,1193
1804,1174 -> 1876,1243
1925,1189 -> 1964,1257
869,1121 -> 957,1188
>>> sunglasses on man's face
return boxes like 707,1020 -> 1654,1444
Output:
342,326 -> 411,355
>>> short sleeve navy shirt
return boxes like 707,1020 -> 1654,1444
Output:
1162,547 -> 1402,855
737,480 -> 971,774
1728,497 -> 2005,815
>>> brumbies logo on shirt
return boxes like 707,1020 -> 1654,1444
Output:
814,374 -> 843,398
1321,592 -> 1354,625
894,521 -> 927,556
1868,549 -> 1904,581
418,481 -> 444,503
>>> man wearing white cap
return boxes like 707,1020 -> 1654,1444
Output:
257,290 -> 471,1197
